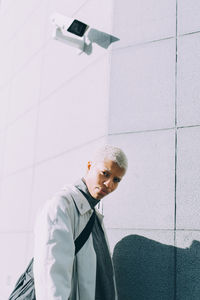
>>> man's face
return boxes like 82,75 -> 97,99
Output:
84,159 -> 126,200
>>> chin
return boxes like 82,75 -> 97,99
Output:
93,194 -> 101,200
92,192 -> 102,200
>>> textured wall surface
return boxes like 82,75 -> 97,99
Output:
103,1 -> 200,299
0,1 -> 200,299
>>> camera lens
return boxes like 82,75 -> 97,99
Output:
67,20 -> 88,37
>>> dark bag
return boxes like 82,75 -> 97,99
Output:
8,211 -> 95,300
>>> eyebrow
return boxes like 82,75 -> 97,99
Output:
103,167 -> 110,172
102,166 -> 123,179
104,169 -> 122,180
114,176 -> 121,181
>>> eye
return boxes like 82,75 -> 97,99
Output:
102,171 -> 109,177
113,177 -> 121,183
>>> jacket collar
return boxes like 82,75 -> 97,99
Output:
62,184 -> 104,220
66,184 -> 93,215
95,210 -> 104,223
74,178 -> 100,209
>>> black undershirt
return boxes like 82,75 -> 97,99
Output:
75,178 -> 116,300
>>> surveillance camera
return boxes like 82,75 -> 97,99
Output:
51,13 -> 89,51
51,12 -> 120,54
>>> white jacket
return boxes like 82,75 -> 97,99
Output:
33,184 -> 116,300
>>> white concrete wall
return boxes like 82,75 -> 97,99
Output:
0,0 -> 113,298
103,1 -> 200,299
0,0 -> 200,299
104,0 -> 176,249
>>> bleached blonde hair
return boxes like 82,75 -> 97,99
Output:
93,144 -> 128,171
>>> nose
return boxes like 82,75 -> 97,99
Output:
104,179 -> 114,191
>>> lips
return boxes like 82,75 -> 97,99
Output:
99,189 -> 108,196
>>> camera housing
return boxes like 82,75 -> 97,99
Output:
51,13 -> 89,51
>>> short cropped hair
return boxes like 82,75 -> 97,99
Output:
93,144 -> 128,171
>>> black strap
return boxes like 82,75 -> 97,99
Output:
74,210 -> 95,254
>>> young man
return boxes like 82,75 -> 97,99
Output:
33,144 -> 128,300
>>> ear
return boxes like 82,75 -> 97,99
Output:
87,161 -> 92,171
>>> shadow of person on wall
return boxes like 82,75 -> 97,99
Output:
113,235 -> 200,300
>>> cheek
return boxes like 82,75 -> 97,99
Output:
112,183 -> 119,191
95,173 -> 103,184
90,173 -> 100,187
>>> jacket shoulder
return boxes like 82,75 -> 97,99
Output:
36,185 -> 77,225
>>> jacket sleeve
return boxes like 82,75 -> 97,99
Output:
33,195 -> 75,300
